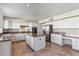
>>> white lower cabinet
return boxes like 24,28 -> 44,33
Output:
26,35 -> 45,51
51,34 -> 63,46
51,33 -> 79,51
0,40 -> 12,56
14,34 -> 26,41
26,34 -> 32,46
72,39 -> 79,51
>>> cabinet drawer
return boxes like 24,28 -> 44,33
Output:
72,45 -> 79,50
72,43 -> 79,46
73,40 -> 79,43
72,39 -> 79,45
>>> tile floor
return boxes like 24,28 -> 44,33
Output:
12,40 -> 79,56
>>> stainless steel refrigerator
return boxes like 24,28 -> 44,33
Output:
43,25 -> 53,42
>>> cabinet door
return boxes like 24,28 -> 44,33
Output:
72,44 -> 79,50
14,34 -> 26,41
72,39 -> 79,50
33,37 -> 42,51
3,20 -> 8,29
27,35 -> 31,46
55,35 -> 62,45
0,41 -> 12,56
39,36 -> 45,49
33,36 -> 45,51
26,35 -> 29,45
51,34 -> 62,46
51,34 -> 56,43
8,21 -> 13,29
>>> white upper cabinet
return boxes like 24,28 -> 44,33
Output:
0,9 -> 3,28
53,20 -> 64,28
3,20 -> 13,29
71,17 -> 79,28
3,20 -> 8,29
3,20 -> 20,29
12,21 -> 20,29
53,16 -> 79,29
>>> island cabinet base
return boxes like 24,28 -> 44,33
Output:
26,34 -> 45,51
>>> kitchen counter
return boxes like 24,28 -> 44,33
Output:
53,32 -> 65,36
3,31 -> 32,34
54,32 -> 79,39
0,37 -> 11,42
1,31 -> 28,42
63,35 -> 79,39
0,39 -> 11,42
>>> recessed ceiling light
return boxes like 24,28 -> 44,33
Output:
26,4 -> 30,8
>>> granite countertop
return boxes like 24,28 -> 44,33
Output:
27,33 -> 44,37
52,32 -> 79,39
3,31 -> 32,34
0,38 -> 11,42
53,32 -> 65,36
32,35 -> 44,37
0,35 -> 11,42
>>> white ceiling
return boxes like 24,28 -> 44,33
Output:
0,3 -> 79,22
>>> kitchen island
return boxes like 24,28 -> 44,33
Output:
26,34 -> 46,51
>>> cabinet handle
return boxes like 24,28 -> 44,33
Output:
39,38 -> 41,40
